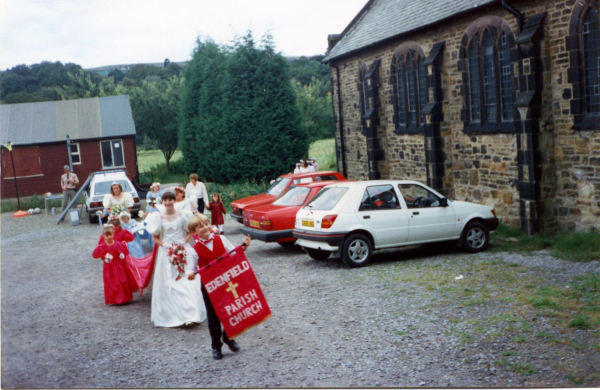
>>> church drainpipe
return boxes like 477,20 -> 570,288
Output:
501,0 -> 524,32
333,65 -> 348,177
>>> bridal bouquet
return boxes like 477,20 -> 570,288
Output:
167,243 -> 187,281
104,253 -> 113,263
111,204 -> 125,216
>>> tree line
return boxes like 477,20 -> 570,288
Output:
0,32 -> 334,182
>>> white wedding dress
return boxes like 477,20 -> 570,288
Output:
146,211 -> 206,327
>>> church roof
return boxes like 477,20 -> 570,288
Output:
0,95 -> 136,146
323,0 -> 497,62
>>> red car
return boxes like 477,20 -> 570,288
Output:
230,171 -> 346,224
241,181 -> 342,246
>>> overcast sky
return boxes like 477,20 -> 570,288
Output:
0,0 -> 367,70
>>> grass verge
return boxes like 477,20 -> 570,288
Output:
491,223 -> 600,262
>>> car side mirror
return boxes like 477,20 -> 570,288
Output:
439,198 -> 448,207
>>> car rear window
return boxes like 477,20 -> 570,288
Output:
314,175 -> 339,181
94,180 -> 132,196
265,177 -> 291,196
273,187 -> 311,206
305,187 -> 348,211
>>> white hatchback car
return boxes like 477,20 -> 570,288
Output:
85,170 -> 141,223
293,180 -> 499,267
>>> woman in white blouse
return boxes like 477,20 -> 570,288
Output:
185,173 -> 209,213
102,182 -> 134,214
174,185 -> 198,214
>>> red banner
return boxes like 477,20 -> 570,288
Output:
199,247 -> 271,339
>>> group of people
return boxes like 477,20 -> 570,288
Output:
293,158 -> 318,174
92,174 -> 248,360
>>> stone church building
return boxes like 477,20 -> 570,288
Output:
324,0 -> 600,234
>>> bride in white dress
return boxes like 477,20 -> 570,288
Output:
145,188 -> 206,327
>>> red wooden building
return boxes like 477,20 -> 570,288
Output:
1,95 -> 138,199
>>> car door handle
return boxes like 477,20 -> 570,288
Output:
363,215 -> 370,219
412,212 -> 420,216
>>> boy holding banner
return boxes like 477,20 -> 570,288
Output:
187,215 -> 252,360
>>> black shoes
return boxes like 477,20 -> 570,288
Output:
225,340 -> 240,352
212,348 -> 223,360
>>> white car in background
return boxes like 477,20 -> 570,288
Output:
293,180 -> 499,267
85,170 -> 141,223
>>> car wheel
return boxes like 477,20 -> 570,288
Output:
341,233 -> 373,268
305,248 -> 331,261
461,222 -> 489,253
277,240 -> 296,247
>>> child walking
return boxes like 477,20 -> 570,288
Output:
92,225 -> 135,305
206,193 -> 227,234
187,214 -> 251,360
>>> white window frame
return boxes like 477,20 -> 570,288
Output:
70,142 -> 81,165
99,139 -> 126,169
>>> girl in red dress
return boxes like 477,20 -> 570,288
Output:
97,217 -> 140,294
206,193 -> 227,234
92,225 -> 135,305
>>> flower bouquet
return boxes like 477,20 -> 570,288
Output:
104,253 -> 113,263
111,204 -> 125,216
167,243 -> 187,281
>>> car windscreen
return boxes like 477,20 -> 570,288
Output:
94,180 -> 133,196
265,177 -> 291,196
273,186 -> 311,206
304,187 -> 348,211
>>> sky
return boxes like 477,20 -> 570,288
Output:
0,0 -> 368,70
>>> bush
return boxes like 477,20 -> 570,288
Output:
1,194 -> 84,213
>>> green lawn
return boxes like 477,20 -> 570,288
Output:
136,138 -> 337,174
308,138 -> 337,171
137,149 -> 183,172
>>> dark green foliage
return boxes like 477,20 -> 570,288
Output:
180,33 -> 309,183
0,61 -> 90,103
293,78 -> 334,141
179,38 -> 227,175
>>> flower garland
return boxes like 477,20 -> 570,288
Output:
167,243 -> 187,281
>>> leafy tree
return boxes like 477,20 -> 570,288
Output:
55,70 -> 126,99
293,77 -> 334,142
289,55 -> 331,97
129,77 -> 183,171
126,64 -> 161,84
108,68 -> 126,83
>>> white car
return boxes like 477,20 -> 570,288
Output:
85,170 -> 141,223
293,180 -> 499,267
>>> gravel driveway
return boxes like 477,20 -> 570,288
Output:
2,210 -> 599,388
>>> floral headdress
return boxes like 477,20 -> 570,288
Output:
174,185 -> 185,193
119,211 -> 131,219
151,182 -> 161,189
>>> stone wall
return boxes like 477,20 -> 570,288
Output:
330,0 -> 600,232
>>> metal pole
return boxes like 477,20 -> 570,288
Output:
8,147 -> 21,210
66,135 -> 74,171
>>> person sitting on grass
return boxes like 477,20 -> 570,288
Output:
187,214 -> 251,360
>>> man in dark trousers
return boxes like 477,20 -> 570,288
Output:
61,165 -> 79,210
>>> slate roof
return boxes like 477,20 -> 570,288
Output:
323,0 -> 497,62
0,95 -> 136,146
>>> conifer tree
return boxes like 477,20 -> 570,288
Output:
182,32 -> 308,183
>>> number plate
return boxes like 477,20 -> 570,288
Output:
302,220 -> 314,227
250,220 -> 260,228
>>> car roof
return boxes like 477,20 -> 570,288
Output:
322,180 -> 427,188
280,171 -> 341,179
297,180 -> 342,188
91,171 -> 131,184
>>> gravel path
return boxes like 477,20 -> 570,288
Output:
2,210 -> 599,388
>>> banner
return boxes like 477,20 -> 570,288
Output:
199,247 -> 271,339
